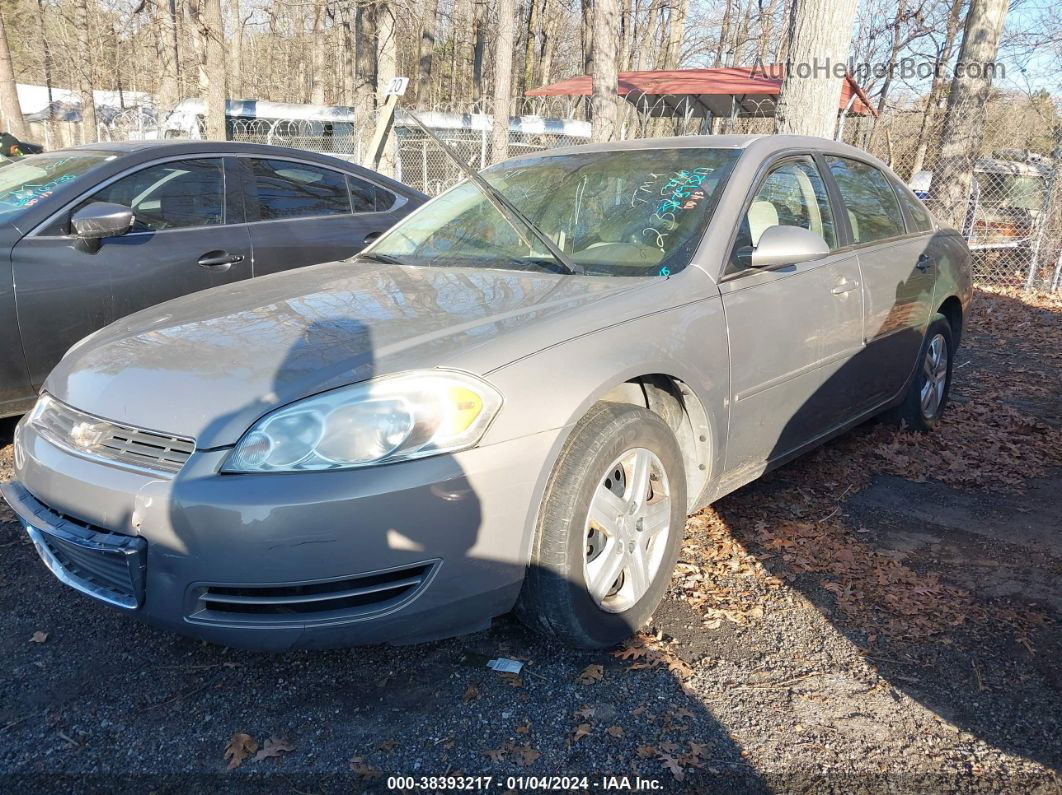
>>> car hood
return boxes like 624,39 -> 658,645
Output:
45,260 -> 654,447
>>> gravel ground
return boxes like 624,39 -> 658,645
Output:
1,287 -> 1059,793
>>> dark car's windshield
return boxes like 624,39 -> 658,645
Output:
368,147 -> 740,276
0,152 -> 114,220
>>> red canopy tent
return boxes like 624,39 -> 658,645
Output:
526,65 -> 875,119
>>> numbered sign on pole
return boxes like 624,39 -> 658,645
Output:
386,77 -> 410,97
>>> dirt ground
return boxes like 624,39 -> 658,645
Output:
0,286 -> 1059,793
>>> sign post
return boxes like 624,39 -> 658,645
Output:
364,77 -> 409,171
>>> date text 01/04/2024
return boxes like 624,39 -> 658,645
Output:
385,775 -> 664,790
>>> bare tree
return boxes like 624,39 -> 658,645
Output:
0,5 -> 26,139
775,0 -> 859,137
229,0 -> 243,98
662,0 -> 689,69
591,0 -> 620,142
156,0 -> 181,111
522,0 -> 539,92
909,0 -> 965,176
353,0 -> 377,118
492,0 -> 515,162
928,0 -> 1009,230
201,0 -> 227,139
74,0 -> 99,143
310,0 -> 328,104
414,0 -> 440,104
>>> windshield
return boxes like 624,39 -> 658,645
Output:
369,147 -> 740,276
0,152 -> 113,220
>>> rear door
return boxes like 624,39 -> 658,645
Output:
12,156 -> 252,388
237,156 -> 403,276
825,156 -> 935,405
719,155 -> 865,480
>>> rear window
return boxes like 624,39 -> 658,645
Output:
249,159 -> 352,220
893,182 -> 934,233
827,157 -> 906,244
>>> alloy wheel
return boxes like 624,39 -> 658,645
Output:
920,333 -> 949,420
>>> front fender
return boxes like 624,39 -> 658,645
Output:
480,294 -> 731,560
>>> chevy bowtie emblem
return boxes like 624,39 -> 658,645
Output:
70,421 -> 104,449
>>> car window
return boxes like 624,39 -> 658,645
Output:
893,181 -> 934,233
250,159 -> 352,219
827,157 -> 906,244
347,175 -> 379,213
730,156 -> 837,268
77,158 -> 224,232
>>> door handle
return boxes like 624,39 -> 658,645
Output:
831,280 -> 859,295
915,253 -> 933,272
197,250 -> 245,270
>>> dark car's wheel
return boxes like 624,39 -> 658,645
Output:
515,402 -> 686,648
887,313 -> 955,432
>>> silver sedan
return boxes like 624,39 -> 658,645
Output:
2,135 -> 972,649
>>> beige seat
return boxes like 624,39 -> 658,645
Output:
747,200 -> 779,246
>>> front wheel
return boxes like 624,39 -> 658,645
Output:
515,402 -> 687,648
887,313 -> 955,431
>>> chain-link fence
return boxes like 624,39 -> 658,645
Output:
78,89 -> 1062,292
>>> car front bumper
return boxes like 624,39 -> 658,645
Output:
2,418 -> 560,650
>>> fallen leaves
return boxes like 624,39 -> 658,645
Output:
575,664 -> 604,685
224,732 -> 258,769
462,682 -> 480,702
572,723 -> 592,741
225,732 -> 294,768
29,631 -> 47,644
253,737 -> 294,762
349,756 -> 382,779
483,741 -> 541,766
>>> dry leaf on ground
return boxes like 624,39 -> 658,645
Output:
223,732 -> 257,769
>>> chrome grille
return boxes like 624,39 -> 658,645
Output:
31,394 -> 195,476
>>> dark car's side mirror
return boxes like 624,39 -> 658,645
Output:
743,225 -> 830,269
71,202 -> 134,253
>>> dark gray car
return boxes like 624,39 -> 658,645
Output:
0,141 -> 425,417
2,135 -> 972,650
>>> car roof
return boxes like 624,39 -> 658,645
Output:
502,133 -> 892,171
59,139 -> 422,196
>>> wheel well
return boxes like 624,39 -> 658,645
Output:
937,296 -> 963,347
598,375 -> 712,511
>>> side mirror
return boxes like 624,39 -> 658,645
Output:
743,225 -> 830,269
71,202 -> 134,250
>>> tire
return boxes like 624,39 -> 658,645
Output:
886,313 -> 955,432
515,402 -> 687,648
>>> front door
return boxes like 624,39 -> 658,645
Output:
13,156 -> 252,388
719,156 -> 865,483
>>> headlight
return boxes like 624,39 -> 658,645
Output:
223,370 -> 502,473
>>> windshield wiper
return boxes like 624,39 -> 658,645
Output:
358,252 -> 403,265
403,109 -> 583,276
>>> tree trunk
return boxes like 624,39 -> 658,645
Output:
0,6 -> 24,140
310,0 -> 327,104
492,0 -> 515,162
522,0 -> 539,92
539,0 -> 558,86
202,0 -> 227,139
665,0 -> 689,69
927,0 -> 1009,231
591,0 -> 619,142
714,0 -> 732,66
909,0 -> 963,176
353,1 -> 377,118
74,0 -> 98,143
774,0 -> 858,138
229,0 -> 243,98
580,0 -> 593,74
156,0 -> 181,111
472,1 -> 488,101
415,0 -> 439,105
